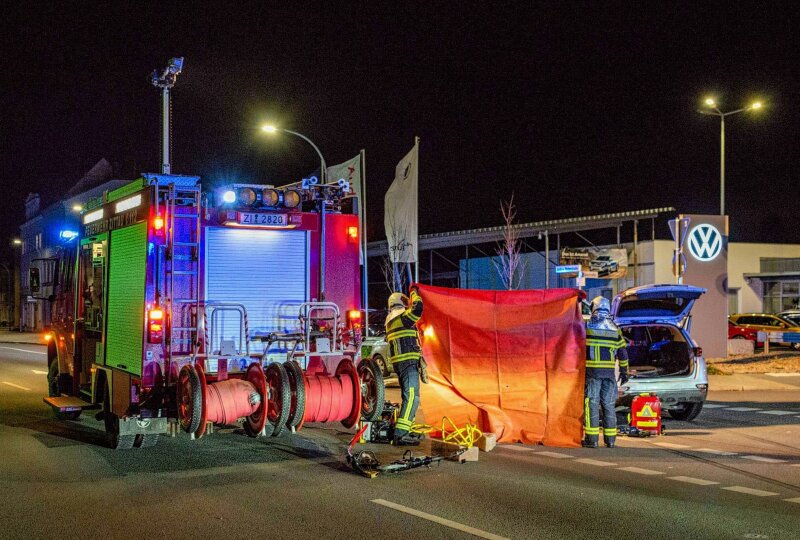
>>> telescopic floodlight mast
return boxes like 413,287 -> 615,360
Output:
151,57 -> 184,174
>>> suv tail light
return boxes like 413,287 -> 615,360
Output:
692,347 -> 703,357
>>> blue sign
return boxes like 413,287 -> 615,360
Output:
687,224 -> 722,261
555,264 -> 582,274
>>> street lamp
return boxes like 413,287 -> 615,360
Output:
699,97 -> 764,215
261,125 -> 327,184
12,239 -> 21,245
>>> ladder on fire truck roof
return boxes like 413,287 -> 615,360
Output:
162,182 -> 202,359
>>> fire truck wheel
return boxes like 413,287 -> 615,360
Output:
134,434 -> 159,448
667,402 -> 703,422
357,359 -> 384,423
177,365 -> 203,434
265,362 -> 291,437
102,383 -> 135,450
283,360 -> 306,430
47,359 -> 81,420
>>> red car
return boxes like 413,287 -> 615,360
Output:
728,320 -> 762,346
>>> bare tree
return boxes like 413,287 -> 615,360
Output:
492,195 -> 527,290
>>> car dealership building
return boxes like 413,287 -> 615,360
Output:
369,209 -> 800,358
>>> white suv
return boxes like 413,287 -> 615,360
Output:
612,284 -> 708,421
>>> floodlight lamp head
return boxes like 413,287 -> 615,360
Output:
168,57 -> 184,75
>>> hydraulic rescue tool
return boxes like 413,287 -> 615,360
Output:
346,424 -> 465,478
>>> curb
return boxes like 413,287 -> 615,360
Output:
709,374 -> 800,392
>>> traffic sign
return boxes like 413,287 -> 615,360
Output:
668,217 -> 691,246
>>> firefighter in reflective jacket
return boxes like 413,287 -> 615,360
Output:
385,285 -> 424,446
583,296 -> 629,448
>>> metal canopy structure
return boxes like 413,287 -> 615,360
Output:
367,207 -> 676,256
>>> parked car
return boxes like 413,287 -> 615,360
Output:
728,313 -> 800,350
361,325 -> 392,377
611,284 -> 708,421
728,320 -> 761,345
589,255 -> 619,277
778,309 -> 800,327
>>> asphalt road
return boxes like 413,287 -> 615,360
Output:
2,344 -> 800,539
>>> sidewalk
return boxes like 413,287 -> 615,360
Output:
0,331 -> 45,345
709,373 -> 800,391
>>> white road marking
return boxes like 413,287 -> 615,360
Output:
725,407 -> 762,412
701,403 -> 727,408
31,369 -> 48,375
617,466 -> 664,476
499,445 -> 533,452
0,346 -> 46,355
758,410 -> 796,416
785,497 -> 800,504
668,476 -> 719,486
575,458 -> 617,467
371,499 -> 510,540
694,448 -> 738,456
1,381 -> 31,391
722,486 -> 778,497
534,451 -> 573,459
653,442 -> 691,449
740,455 -> 788,464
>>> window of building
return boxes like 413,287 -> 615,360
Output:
763,280 -> 800,313
34,233 -> 42,251
728,288 -> 739,316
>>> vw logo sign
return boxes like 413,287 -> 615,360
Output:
687,224 -> 722,261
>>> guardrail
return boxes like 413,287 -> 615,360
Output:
756,331 -> 800,353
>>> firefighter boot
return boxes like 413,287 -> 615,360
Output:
604,428 -> 617,448
582,436 -> 598,449
394,433 -> 421,446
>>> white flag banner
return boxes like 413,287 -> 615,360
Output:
326,155 -> 361,199
384,142 -> 418,263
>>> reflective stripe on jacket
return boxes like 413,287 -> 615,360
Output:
386,290 -> 423,364
586,326 -> 629,379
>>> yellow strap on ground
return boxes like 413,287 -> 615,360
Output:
439,416 -> 482,448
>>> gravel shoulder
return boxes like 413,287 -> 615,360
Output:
707,351 -> 800,374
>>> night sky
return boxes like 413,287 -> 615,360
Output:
1,3 -> 798,260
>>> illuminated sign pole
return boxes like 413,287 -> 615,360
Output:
668,217 -> 690,284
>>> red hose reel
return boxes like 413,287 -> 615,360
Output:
176,357 -> 367,439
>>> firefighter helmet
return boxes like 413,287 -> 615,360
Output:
388,292 -> 408,310
590,296 -> 611,316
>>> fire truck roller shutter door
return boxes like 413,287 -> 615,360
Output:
205,227 -> 308,359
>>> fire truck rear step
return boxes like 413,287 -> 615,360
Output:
43,396 -> 100,412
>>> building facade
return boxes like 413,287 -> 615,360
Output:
19,159 -> 127,331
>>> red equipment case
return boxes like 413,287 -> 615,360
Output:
629,393 -> 662,436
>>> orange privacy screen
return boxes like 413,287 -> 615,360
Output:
416,284 -> 586,447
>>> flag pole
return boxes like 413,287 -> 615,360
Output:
360,149 -> 369,330
414,136 -> 420,284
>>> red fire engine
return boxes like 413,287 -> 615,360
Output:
43,173 -> 384,449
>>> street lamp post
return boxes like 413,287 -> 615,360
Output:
261,125 -> 327,184
261,125 -> 328,300
699,98 -> 762,216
